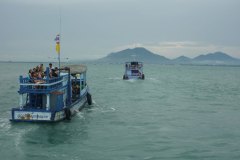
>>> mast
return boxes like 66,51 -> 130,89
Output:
58,9 -> 62,70
55,9 -> 61,72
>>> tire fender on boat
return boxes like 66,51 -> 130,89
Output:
64,108 -> 71,120
87,92 -> 92,105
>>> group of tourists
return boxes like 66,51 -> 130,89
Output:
28,63 -> 59,84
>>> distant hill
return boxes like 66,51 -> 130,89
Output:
98,47 -> 170,64
97,47 -> 240,65
193,52 -> 240,65
194,52 -> 237,61
172,56 -> 192,64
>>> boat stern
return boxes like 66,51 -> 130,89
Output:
10,108 -> 63,122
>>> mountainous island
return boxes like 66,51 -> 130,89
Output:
97,47 -> 240,65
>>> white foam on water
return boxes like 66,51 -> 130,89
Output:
108,77 -> 122,80
101,107 -> 117,113
0,118 -> 10,130
111,107 -> 116,111
12,126 -> 36,156
147,77 -> 158,81
92,99 -> 96,104
86,100 -> 107,112
126,79 -> 137,83
76,112 -> 85,119
74,109 -> 80,113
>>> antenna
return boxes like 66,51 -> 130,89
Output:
59,8 -> 62,36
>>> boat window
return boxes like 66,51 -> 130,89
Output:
81,80 -> 84,89
131,62 -> 138,65
132,70 -> 139,74
71,79 -> 80,102
29,94 -> 44,109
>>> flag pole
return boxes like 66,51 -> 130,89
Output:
58,9 -> 61,70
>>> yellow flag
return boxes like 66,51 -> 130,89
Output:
56,43 -> 60,54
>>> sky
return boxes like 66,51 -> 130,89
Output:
0,0 -> 240,61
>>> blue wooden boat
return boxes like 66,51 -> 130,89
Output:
123,61 -> 145,80
10,64 -> 92,122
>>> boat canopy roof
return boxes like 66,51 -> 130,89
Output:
125,61 -> 143,65
62,64 -> 87,75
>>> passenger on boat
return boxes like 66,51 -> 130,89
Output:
46,63 -> 56,78
51,67 -> 58,77
36,65 -> 40,72
48,63 -> 53,75
32,67 -> 36,73
39,64 -> 44,73
28,69 -> 33,78
35,64 -> 45,78
49,63 -> 53,69
31,72 -> 44,84
27,64 -> 46,87
30,66 -> 45,82
72,84 -> 80,95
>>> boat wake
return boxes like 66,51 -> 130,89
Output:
86,100 -> 117,113
76,112 -> 85,119
126,79 -> 137,83
100,107 -> 117,113
110,107 -> 116,111
147,77 -> 158,81
0,118 -> 10,130
108,77 -> 122,80
146,77 -> 160,83
92,99 -> 97,104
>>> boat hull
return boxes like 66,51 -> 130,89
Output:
123,74 -> 144,80
10,95 -> 88,122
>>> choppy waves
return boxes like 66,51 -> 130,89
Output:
1,63 -> 240,160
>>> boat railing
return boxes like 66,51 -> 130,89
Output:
19,75 -> 67,94
126,66 -> 143,70
125,63 -> 143,70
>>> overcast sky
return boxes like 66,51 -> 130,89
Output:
0,0 -> 240,61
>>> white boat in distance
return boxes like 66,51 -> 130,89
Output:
123,61 -> 145,80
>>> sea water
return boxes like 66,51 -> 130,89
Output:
0,62 -> 240,160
